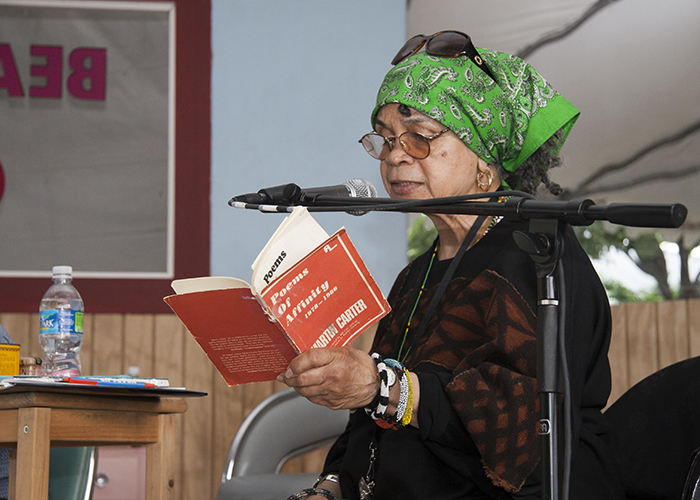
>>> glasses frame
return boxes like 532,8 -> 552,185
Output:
391,30 -> 496,81
359,128 -> 450,161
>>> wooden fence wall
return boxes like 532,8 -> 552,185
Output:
607,298 -> 700,404
2,298 -> 699,499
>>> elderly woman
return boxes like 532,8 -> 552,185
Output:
279,31 -> 623,500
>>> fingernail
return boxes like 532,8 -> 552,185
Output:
285,367 -> 294,378
276,374 -> 283,382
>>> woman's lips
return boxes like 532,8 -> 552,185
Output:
390,180 -> 421,196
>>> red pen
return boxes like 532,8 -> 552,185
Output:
63,377 -> 98,385
62,377 -> 155,388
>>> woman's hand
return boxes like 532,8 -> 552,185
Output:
277,346 -> 378,410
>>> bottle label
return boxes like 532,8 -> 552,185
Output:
39,310 -> 84,334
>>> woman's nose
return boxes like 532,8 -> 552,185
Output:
385,137 -> 413,165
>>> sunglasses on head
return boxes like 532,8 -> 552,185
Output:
358,128 -> 450,161
391,30 -> 496,81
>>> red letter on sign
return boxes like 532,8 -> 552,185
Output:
68,48 -> 106,100
0,44 -> 25,97
30,45 -> 63,98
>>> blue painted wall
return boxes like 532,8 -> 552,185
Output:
211,0 -> 407,293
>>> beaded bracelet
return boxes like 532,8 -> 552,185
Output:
364,373 -> 382,411
375,372 -> 405,429
366,355 -> 414,430
365,353 -> 390,421
401,367 -> 414,427
384,359 -> 413,426
394,370 -> 411,427
287,488 -> 339,500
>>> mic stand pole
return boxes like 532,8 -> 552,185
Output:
512,219 -> 567,500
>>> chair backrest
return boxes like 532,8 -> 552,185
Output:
605,356 -> 700,500
682,448 -> 700,500
48,446 -> 97,500
221,388 -> 349,481
215,388 -> 348,500
0,447 -> 9,500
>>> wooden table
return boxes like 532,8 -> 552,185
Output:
0,385 -> 196,500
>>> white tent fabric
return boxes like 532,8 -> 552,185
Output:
407,0 -> 700,239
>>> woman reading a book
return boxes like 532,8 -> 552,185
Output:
279,31 -> 623,500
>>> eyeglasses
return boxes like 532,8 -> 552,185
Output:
391,30 -> 496,81
358,128 -> 450,160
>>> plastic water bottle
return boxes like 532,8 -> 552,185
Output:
39,266 -> 84,376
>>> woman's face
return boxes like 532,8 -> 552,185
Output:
375,103 -> 483,200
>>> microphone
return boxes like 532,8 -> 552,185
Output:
291,178 -> 378,203
229,178 -> 378,215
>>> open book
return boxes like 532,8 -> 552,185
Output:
164,207 -> 390,386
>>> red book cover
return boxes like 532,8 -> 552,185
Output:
259,229 -> 389,353
164,287 -> 297,385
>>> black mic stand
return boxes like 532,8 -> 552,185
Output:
513,219 -> 567,500
230,191 -> 688,500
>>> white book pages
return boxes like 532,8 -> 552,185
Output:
170,276 -> 250,294
250,207 -> 328,293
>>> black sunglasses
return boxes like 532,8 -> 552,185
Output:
391,30 -> 496,81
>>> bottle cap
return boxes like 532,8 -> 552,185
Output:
52,265 -> 73,277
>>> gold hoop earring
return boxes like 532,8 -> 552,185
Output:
476,167 -> 493,192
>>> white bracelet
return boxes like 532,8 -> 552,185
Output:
365,353 -> 390,421
313,472 -> 340,488
383,358 -> 410,427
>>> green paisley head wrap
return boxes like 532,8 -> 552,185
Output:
372,49 -> 580,173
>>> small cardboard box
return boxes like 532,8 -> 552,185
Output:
0,344 -> 20,376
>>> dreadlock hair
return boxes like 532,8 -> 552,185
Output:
493,129 -> 564,196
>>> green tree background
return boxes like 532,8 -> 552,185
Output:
406,215 -> 700,304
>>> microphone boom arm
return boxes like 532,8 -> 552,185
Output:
260,195 -> 687,229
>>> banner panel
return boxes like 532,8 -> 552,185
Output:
0,0 -> 211,312
0,1 -> 173,278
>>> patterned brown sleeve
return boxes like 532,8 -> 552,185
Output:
411,269 -> 540,493
445,270 -> 539,492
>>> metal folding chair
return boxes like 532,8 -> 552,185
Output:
215,388 -> 348,500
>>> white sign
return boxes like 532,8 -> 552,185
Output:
0,0 -> 175,278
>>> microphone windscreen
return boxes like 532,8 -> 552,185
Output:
344,178 -> 377,199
